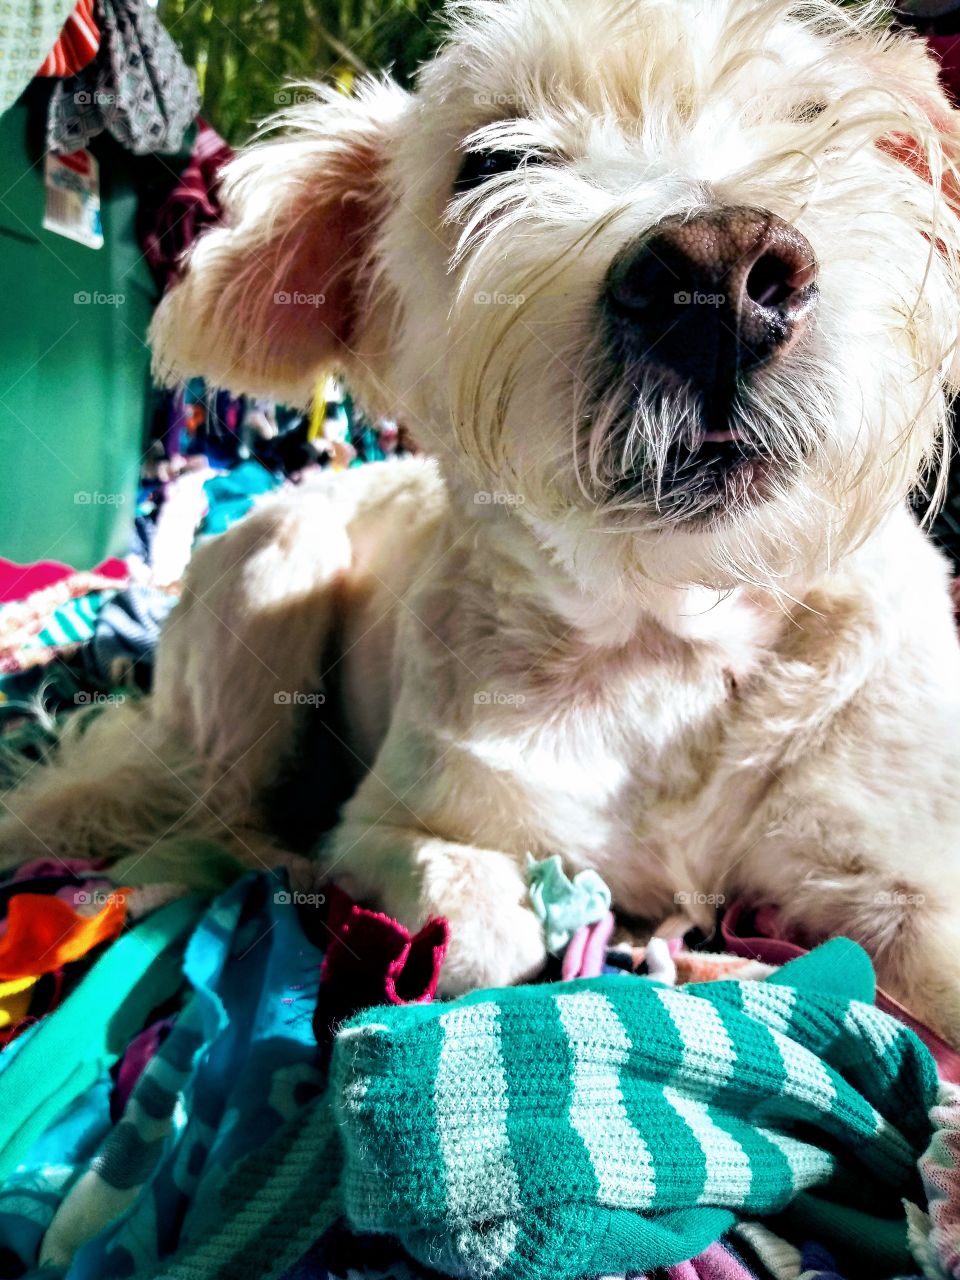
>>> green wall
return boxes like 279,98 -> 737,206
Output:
0,86 -> 157,567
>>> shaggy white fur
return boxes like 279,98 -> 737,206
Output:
7,0 -> 960,1036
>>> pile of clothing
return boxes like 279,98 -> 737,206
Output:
0,806 -> 955,1280
4,460 -> 960,1280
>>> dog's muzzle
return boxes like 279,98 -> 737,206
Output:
599,206 -> 818,508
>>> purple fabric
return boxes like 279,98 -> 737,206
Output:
13,857 -> 104,882
110,1016 -> 175,1122
799,1241 -> 848,1278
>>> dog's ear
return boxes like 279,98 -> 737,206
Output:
149,79 -> 410,403
873,36 -> 960,218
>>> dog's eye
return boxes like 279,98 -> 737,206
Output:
454,148 -> 539,194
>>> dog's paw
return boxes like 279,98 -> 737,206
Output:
436,897 -> 547,995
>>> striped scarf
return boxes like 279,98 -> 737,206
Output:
331,939 -> 939,1280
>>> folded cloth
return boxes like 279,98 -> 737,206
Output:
83,584 -> 176,682
0,571 -> 121,674
561,910 -> 615,979
332,940 -> 938,1280
47,0 -> 199,155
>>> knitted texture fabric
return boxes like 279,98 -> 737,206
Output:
331,940 -> 939,1280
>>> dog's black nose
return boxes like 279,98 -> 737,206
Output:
604,207 -> 817,423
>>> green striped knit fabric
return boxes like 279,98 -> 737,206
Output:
331,940 -> 939,1280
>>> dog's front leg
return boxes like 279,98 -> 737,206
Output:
324,817 -> 547,994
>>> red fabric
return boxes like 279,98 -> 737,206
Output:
141,120 -> 234,291
0,891 -> 128,980
312,885 -> 449,1052
721,898 -> 960,1083
35,0 -> 100,78
930,34 -> 960,107
0,557 -> 127,604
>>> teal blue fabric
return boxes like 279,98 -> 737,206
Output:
0,896 -> 204,1181
0,871 -> 325,1278
201,461 -> 279,535
527,854 -> 612,952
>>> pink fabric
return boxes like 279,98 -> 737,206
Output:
918,1085 -> 960,1278
721,899 -> 960,1083
662,1240 -> 760,1278
0,557 -> 126,604
561,910 -> 615,979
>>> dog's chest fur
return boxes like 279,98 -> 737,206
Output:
395,532 -> 786,915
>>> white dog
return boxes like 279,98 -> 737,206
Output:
7,0 -> 960,1038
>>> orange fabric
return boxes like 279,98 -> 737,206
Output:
0,892 -> 128,980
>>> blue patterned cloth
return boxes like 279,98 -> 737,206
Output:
0,871 -> 323,1277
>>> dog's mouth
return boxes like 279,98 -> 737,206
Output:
640,422 -> 778,516
591,374 -> 784,522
